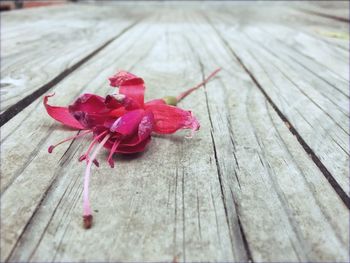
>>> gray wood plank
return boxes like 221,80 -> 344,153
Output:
185,12 -> 348,261
1,3 -> 348,262
0,4 -> 142,116
205,9 -> 349,197
1,10 -> 245,262
297,0 -> 350,22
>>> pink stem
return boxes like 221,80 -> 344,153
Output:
83,133 -> 111,229
176,68 -> 221,103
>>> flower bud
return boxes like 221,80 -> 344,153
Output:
163,96 -> 178,106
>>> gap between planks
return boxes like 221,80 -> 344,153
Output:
1,4 -> 349,262
0,20 -> 141,127
201,11 -> 350,209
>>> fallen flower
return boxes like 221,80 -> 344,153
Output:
44,68 -> 221,229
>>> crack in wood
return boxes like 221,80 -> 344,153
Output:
213,29 -> 350,208
297,8 -> 350,23
0,20 -> 141,127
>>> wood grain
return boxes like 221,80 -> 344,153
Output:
185,12 -> 348,261
1,11 -> 245,262
205,10 -> 349,197
1,2 -> 349,262
0,4 -> 143,117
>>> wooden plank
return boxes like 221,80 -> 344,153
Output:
1,3 -> 349,262
287,8 -> 349,52
206,10 -> 349,197
185,13 -> 348,261
0,4 -> 141,117
297,0 -> 350,23
256,25 -> 349,81
1,10 -> 246,262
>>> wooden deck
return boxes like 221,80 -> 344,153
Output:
1,1 -> 349,262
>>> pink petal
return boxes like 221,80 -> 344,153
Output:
119,78 -> 145,108
109,71 -> 145,107
108,71 -> 138,87
145,104 -> 200,134
137,111 -> 154,141
73,112 -> 115,129
105,94 -> 140,111
105,94 -> 125,109
145,99 -> 166,106
102,135 -> 152,154
120,111 -> 154,146
68,94 -> 112,129
69,93 -> 107,114
117,136 -> 151,153
43,94 -> 84,130
103,111 -> 154,155
110,109 -> 144,136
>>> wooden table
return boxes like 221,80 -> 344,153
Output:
1,1 -> 349,262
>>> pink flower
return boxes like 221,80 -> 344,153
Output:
44,68 -> 220,229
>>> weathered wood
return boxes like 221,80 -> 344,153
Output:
297,0 -> 350,22
185,13 -> 348,261
206,11 -> 349,197
1,11 -> 245,262
0,4 -> 141,117
1,2 -> 349,262
287,7 -> 350,51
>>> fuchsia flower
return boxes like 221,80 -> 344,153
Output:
44,68 -> 221,229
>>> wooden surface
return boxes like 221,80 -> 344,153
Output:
1,1 -> 349,262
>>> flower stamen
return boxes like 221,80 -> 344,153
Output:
107,140 -> 121,168
83,133 -> 111,229
48,130 -> 92,153
79,130 -> 108,163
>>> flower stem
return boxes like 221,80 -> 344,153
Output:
83,133 -> 111,229
176,68 -> 221,103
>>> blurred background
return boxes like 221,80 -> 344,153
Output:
0,0 -> 74,11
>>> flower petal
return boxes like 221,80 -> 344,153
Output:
145,99 -> 166,106
103,136 -> 151,154
109,71 -> 138,87
68,94 -> 112,129
105,94 -> 140,111
69,93 -> 107,114
109,71 -> 145,107
120,111 -> 154,146
44,94 -> 84,130
117,136 -> 151,153
110,109 -> 144,136
73,111 -> 115,129
102,111 -> 154,155
145,104 -> 200,134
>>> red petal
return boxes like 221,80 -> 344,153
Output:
69,93 -> 107,114
105,94 -> 124,109
68,94 -> 113,129
103,111 -> 154,154
110,109 -> 144,136
105,94 -> 140,111
145,99 -> 166,106
120,111 -> 154,146
109,71 -> 145,107
43,94 -> 84,129
145,104 -> 200,134
137,110 -> 154,141
103,136 -> 151,154
109,71 -> 138,87
117,136 -> 151,153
